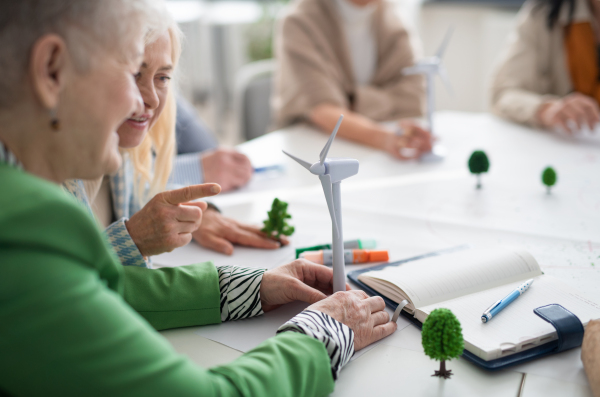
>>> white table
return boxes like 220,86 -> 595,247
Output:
158,111 -> 599,396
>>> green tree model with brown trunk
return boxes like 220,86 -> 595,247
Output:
422,308 -> 464,379
261,198 -> 295,240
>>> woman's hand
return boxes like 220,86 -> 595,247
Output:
260,259 -> 349,312
385,119 -> 433,160
201,148 -> 253,192
537,93 -> 600,133
307,290 -> 397,351
192,209 -> 287,255
125,184 -> 221,257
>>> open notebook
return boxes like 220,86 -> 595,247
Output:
357,248 -> 600,361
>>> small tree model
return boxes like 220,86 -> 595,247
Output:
468,150 -> 490,189
542,166 -> 557,194
422,308 -> 464,379
262,198 -> 295,240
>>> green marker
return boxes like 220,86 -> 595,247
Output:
295,239 -> 376,258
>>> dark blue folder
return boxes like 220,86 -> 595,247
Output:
347,246 -> 584,371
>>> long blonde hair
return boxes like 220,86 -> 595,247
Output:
125,22 -> 183,203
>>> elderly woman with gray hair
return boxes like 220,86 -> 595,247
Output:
0,1 -> 396,395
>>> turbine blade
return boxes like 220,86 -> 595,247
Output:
282,150 -> 311,171
438,66 -> 454,96
435,27 -> 454,59
319,115 -> 344,165
402,66 -> 422,76
319,174 -> 338,236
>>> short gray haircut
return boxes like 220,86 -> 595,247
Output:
0,0 -> 168,108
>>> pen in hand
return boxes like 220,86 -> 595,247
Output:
481,279 -> 534,323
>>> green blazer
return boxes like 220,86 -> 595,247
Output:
0,163 -> 334,397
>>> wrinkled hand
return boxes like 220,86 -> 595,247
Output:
192,209 -> 287,255
307,290 -> 397,351
537,93 -> 600,133
582,319 -> 600,367
201,148 -> 253,192
582,319 -> 600,396
385,119 -> 433,160
260,259 -> 350,312
126,184 -> 221,257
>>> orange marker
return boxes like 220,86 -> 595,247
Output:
300,249 -> 389,265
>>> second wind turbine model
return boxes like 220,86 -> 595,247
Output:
283,115 -> 358,293
403,28 -> 454,161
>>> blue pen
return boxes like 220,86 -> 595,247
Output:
481,279 -> 534,323
254,165 -> 284,173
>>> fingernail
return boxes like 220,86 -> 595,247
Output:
211,185 -> 220,194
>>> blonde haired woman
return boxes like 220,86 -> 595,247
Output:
1,1 -> 395,394
65,22 -> 283,267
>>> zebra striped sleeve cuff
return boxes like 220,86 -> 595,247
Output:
105,218 -> 151,268
217,266 -> 266,321
277,310 -> 355,380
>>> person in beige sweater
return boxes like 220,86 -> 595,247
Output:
273,0 -> 432,160
491,0 -> 600,133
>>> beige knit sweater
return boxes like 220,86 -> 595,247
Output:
272,0 -> 425,128
490,0 -> 595,127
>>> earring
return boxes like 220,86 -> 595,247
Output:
49,108 -> 60,131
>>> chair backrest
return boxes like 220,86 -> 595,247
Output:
234,59 -> 276,142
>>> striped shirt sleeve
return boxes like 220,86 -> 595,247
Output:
216,265 -> 266,321
277,310 -> 355,380
169,153 -> 204,187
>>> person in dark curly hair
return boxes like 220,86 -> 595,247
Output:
491,0 -> 600,133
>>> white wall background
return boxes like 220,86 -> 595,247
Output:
416,2 -> 520,113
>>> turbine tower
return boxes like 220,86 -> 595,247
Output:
403,28 -> 454,157
283,115 -> 359,292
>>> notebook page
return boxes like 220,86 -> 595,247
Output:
358,248 -> 541,308
417,275 -> 600,360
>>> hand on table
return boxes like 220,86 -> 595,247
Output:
192,208 -> 287,255
537,93 -> 600,133
125,184 -> 221,257
260,259 -> 350,312
201,148 -> 253,192
582,319 -> 600,397
307,290 -> 397,350
385,119 -> 433,160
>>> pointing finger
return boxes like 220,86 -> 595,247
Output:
163,184 -> 221,205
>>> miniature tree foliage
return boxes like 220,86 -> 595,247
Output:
262,198 -> 295,239
468,150 -> 490,189
422,308 -> 464,379
542,167 -> 557,194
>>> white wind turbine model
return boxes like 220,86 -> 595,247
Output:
403,28 -> 454,161
283,115 -> 358,293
